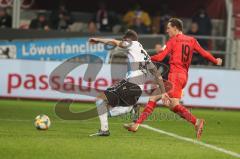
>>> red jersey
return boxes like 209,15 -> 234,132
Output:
151,34 -> 218,74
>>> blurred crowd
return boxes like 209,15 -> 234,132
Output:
0,3 -> 213,35
0,2 -> 216,65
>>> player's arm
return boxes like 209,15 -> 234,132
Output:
89,37 -> 127,48
148,62 -> 165,93
193,39 -> 222,65
147,62 -> 169,95
147,61 -> 170,104
151,41 -> 172,62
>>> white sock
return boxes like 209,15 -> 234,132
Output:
109,106 -> 133,117
96,98 -> 109,131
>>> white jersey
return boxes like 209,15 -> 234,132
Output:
127,41 -> 149,62
121,41 -> 154,88
122,41 -> 150,78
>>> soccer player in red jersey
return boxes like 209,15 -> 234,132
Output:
124,18 -> 222,139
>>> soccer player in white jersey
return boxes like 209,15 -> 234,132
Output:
88,29 -> 169,136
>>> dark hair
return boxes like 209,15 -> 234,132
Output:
123,29 -> 138,41
168,18 -> 183,31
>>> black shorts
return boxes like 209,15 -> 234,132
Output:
104,79 -> 142,107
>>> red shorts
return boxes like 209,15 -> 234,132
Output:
168,73 -> 188,98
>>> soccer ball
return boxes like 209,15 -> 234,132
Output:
34,114 -> 51,130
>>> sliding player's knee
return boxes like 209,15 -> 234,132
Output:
169,99 -> 180,110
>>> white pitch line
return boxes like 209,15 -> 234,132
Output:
141,124 -> 240,158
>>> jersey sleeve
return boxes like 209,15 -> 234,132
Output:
193,39 -> 218,65
151,40 -> 172,62
119,40 -> 131,48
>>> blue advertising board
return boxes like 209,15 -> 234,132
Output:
0,38 -> 109,62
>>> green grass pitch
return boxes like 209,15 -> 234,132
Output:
0,99 -> 239,159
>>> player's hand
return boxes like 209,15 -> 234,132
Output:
155,44 -> 166,53
155,44 -> 163,53
162,93 -> 170,106
216,58 -> 222,66
89,38 -> 99,44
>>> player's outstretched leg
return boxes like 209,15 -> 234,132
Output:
123,101 -> 156,132
124,92 -> 162,132
169,98 -> 205,139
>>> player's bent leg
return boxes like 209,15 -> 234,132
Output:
169,98 -> 205,139
108,106 -> 133,117
169,98 -> 197,125
195,118 -> 205,140
124,93 -> 162,132
135,92 -> 162,124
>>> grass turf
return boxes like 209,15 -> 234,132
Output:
0,99 -> 239,159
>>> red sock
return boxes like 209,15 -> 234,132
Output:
172,105 -> 197,125
136,101 -> 157,124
